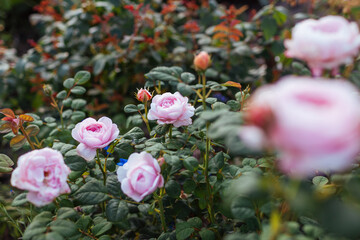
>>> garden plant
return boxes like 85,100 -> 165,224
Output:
2,0 -> 360,239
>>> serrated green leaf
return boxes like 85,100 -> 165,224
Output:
165,180 -> 181,198
12,193 -> 27,206
124,104 -> 138,113
75,180 -> 109,205
64,149 -> 87,171
106,199 -> 129,222
183,157 -> 198,172
312,176 -> 328,187
50,219 -> 77,237
92,221 -> 112,236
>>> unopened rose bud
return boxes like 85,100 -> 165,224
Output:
157,157 -> 165,166
43,84 -> 53,96
136,88 -> 152,102
194,51 -> 211,71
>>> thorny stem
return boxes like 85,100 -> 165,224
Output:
154,190 -> 167,232
19,124 -> 35,150
144,102 -> 152,134
204,122 -> 215,224
202,73 -> 207,110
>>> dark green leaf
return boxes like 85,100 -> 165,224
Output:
165,180 -> 181,198
71,86 -> 86,95
64,149 -> 87,171
106,199 -> 129,222
75,180 -> 109,205
71,99 -> 87,109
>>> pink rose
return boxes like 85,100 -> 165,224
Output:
285,16 -> 360,76
10,148 -> 71,207
147,92 -> 195,127
240,76 -> 360,177
117,152 -> 164,202
71,117 -> 119,161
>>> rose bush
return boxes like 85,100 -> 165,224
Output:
2,1 -> 360,239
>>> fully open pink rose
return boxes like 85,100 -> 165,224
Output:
117,152 -> 164,202
285,16 -> 360,76
72,117 -> 119,161
10,148 -> 71,207
240,77 -> 360,177
147,92 -> 195,127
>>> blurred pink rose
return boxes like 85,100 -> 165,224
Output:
285,16 -> 360,77
72,117 -> 119,161
117,152 -> 164,202
147,92 -> 195,127
10,148 -> 71,206
240,76 -> 360,177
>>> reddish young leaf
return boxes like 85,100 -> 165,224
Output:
222,81 -> 242,90
10,135 -> 26,148
19,114 -> 34,122
0,108 -> 15,118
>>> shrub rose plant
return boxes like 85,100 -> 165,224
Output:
2,1 -> 360,239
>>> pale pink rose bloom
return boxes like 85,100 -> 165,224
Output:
239,76 -> 360,177
147,92 -> 195,127
71,117 -> 119,161
10,148 -> 71,207
117,152 -> 164,202
285,16 -> 360,76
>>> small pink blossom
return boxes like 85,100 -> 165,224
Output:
239,76 -> 360,177
71,117 -> 119,161
147,92 -> 195,127
10,148 -> 71,207
136,88 -> 152,102
117,152 -> 164,202
194,51 -> 211,71
285,15 -> 360,76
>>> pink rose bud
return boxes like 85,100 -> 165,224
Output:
157,157 -> 165,166
117,152 -> 164,202
239,76 -> 360,177
194,51 -> 211,71
147,92 -> 195,127
10,148 -> 71,207
71,117 -> 119,161
285,15 -> 360,77
136,88 -> 152,102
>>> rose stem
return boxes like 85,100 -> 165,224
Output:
155,189 -> 167,232
96,149 -> 107,185
200,72 -> 215,223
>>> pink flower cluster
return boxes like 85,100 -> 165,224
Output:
117,152 -> 164,202
72,117 -> 119,161
285,16 -> 360,76
11,148 -> 71,206
239,77 -> 360,177
148,92 -> 195,127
